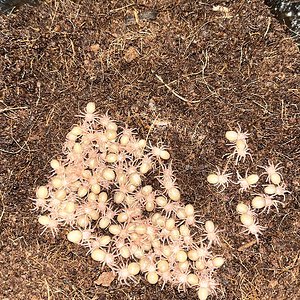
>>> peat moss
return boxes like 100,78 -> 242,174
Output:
0,1 -> 299,299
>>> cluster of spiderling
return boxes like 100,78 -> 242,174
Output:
207,126 -> 290,241
34,102 -> 225,300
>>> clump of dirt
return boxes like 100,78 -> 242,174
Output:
0,1 -> 299,300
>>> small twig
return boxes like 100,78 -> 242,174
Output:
0,146 -> 26,154
239,43 -> 244,70
252,99 -> 272,115
191,119 -> 203,142
199,50 -> 218,98
200,49 -> 209,75
109,3 -> 134,13
238,239 -> 257,251
133,8 -> 140,25
44,278 -> 52,300
153,71 -> 201,104
0,139 -> 28,154
281,99 -> 286,123
264,17 -> 271,38
36,81 -> 41,106
0,106 -> 28,114
0,192 -> 5,224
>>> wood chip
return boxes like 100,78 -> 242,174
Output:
94,272 -> 116,287
124,46 -> 139,63
90,44 -> 100,53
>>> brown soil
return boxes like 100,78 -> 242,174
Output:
0,1 -> 299,299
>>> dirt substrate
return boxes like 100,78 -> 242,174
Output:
0,1 -> 300,299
